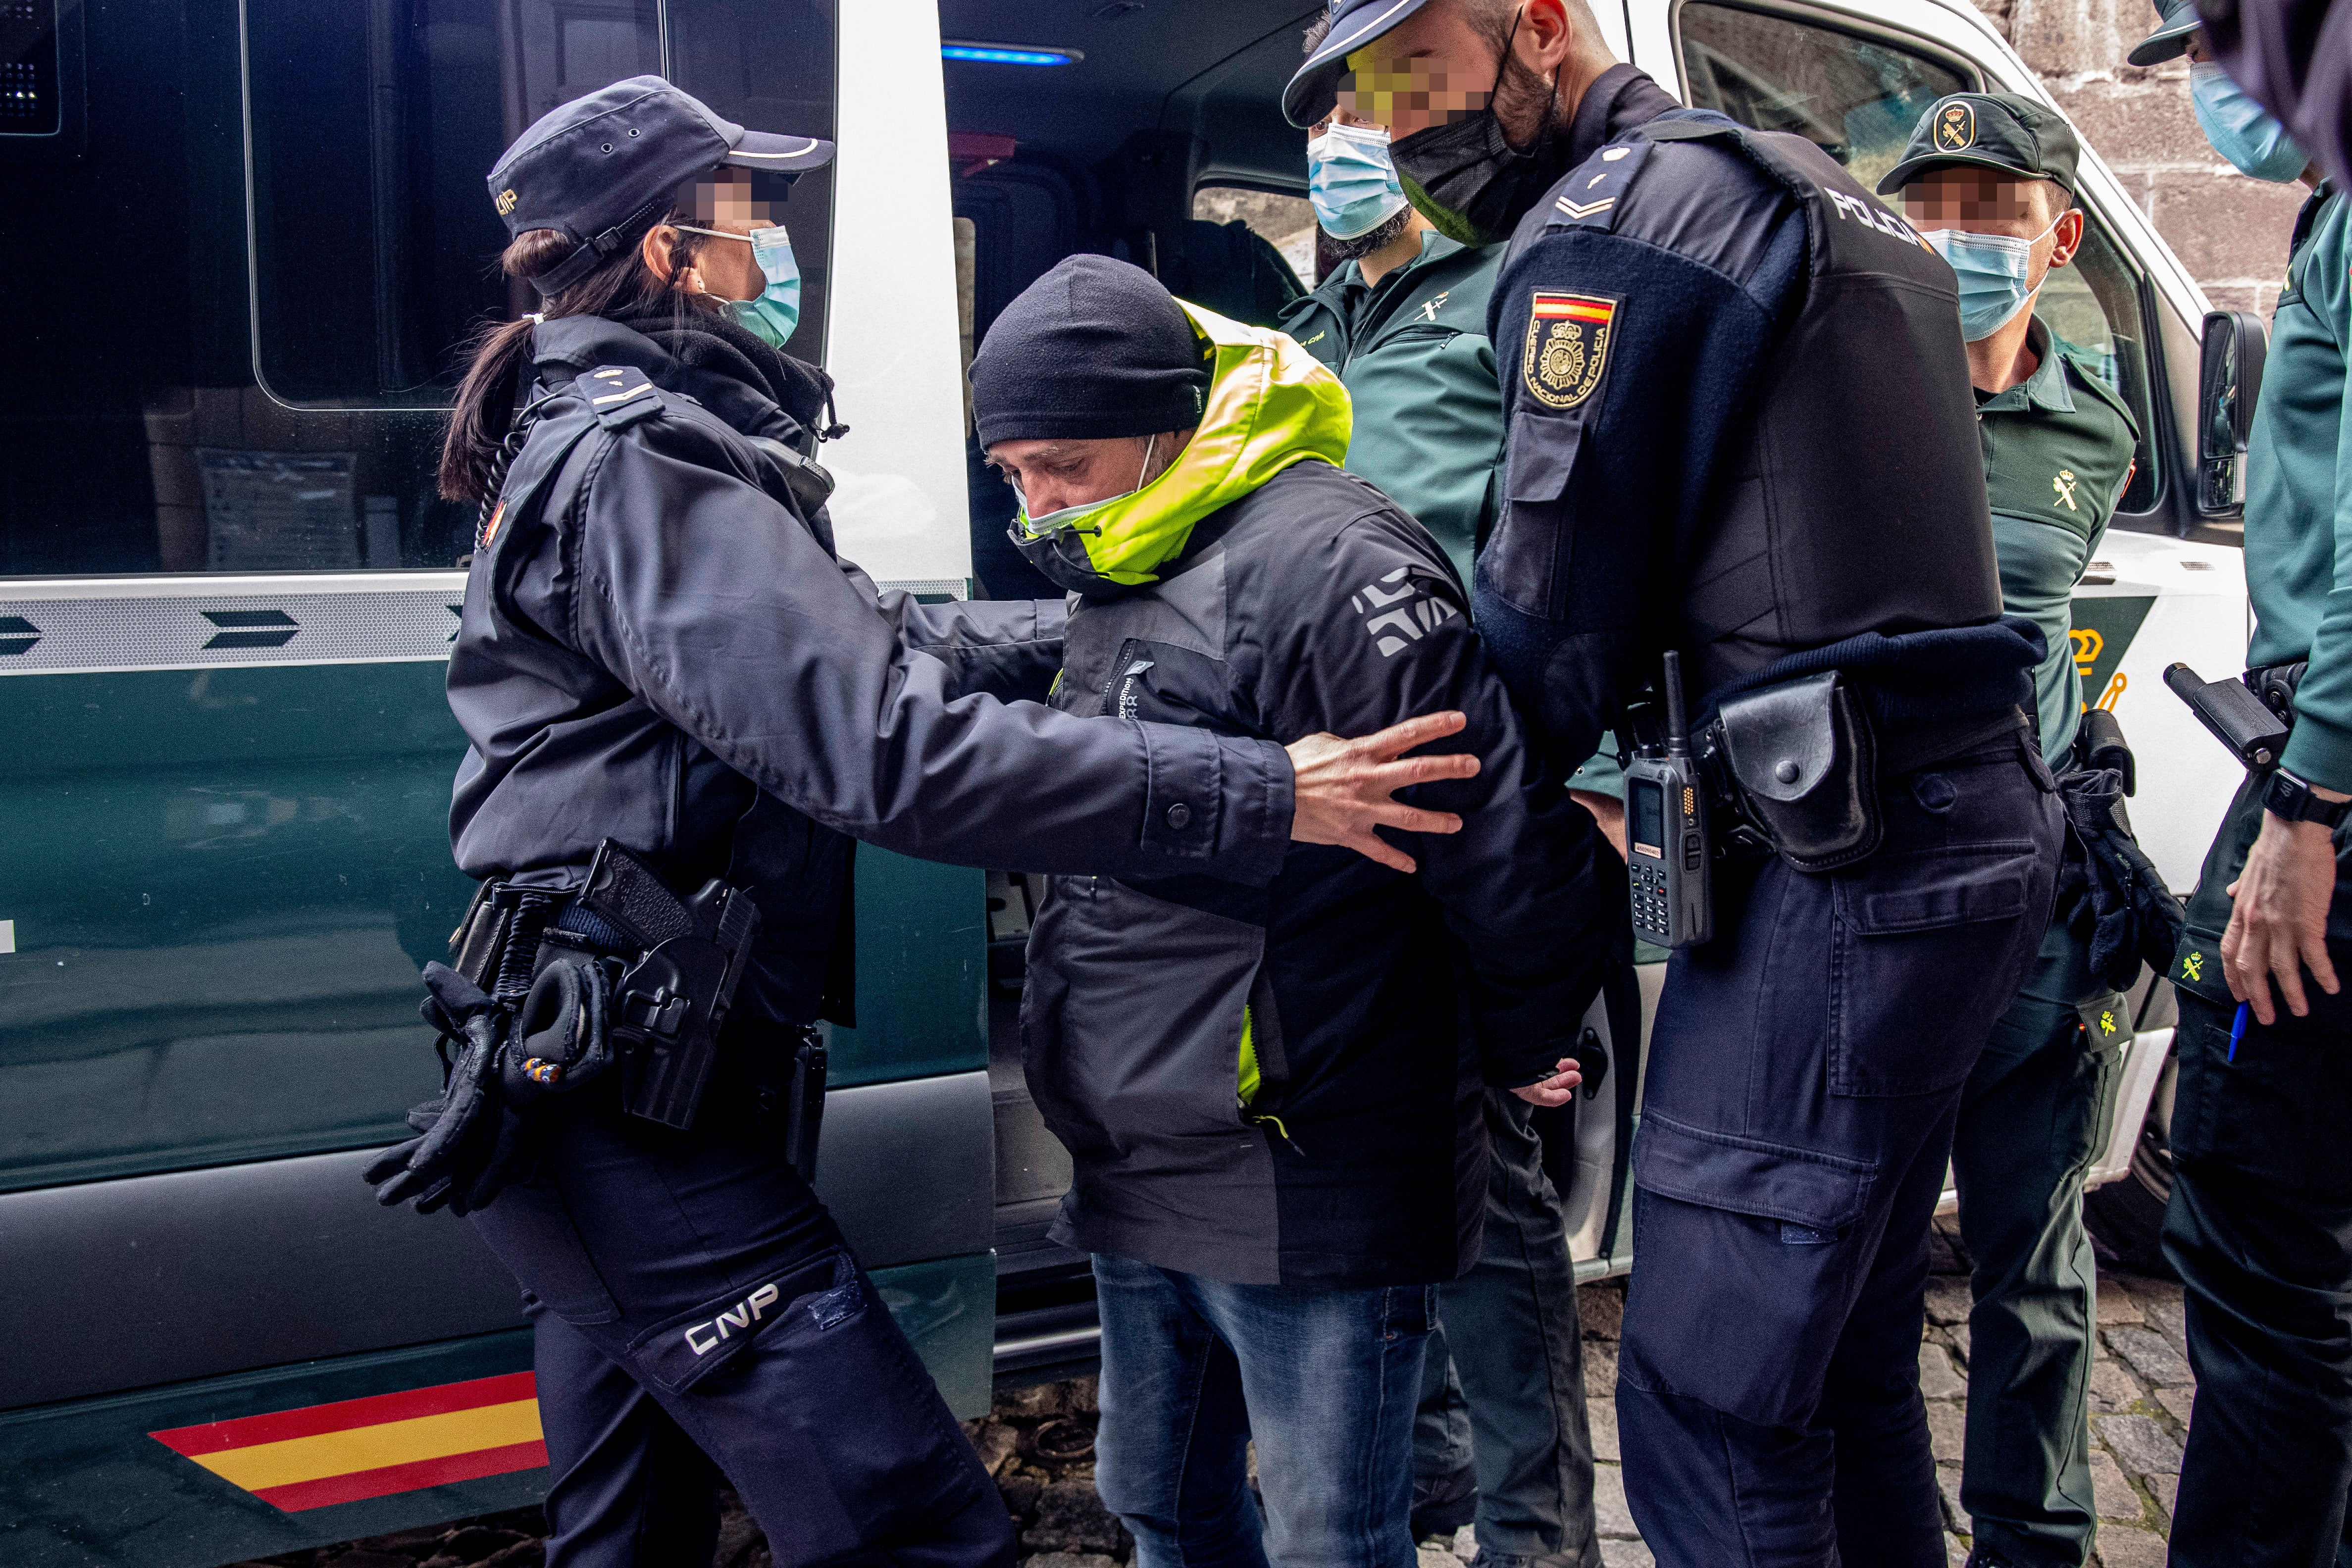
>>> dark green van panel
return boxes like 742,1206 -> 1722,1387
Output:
0,662 -> 472,1192
0,1253 -> 994,1568
0,658 -> 987,1192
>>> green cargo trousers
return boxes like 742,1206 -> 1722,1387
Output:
1948,915 -> 2123,1567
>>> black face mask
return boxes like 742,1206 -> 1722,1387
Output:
1388,15 -> 1571,248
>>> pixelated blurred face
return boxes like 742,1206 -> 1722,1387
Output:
1333,6 -> 1506,139
676,168 -> 781,301
1900,166 -> 2062,238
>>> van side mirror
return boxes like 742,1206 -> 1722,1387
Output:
2199,309 -> 2268,515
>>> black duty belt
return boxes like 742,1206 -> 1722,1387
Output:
1875,707 -> 2033,777
446,852 -> 826,1179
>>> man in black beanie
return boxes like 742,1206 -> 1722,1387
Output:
975,256 -> 1627,1568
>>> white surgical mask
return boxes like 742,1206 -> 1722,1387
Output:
1016,434 -> 1160,538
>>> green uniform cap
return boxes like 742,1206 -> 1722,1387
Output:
1876,92 -> 2081,201
2127,0 -> 2200,67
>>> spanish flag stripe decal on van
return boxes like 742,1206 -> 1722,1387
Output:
149,1371 -> 547,1512
1530,293 -> 1615,325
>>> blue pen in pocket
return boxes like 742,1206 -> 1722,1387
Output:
2229,1002 -> 2250,1062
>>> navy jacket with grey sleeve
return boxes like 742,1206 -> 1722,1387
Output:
447,313 -> 1294,1027
1021,461 -> 1626,1288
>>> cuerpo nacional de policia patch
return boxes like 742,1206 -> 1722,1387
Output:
1522,291 -> 1618,410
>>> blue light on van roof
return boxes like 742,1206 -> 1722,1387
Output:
940,41 -> 1082,67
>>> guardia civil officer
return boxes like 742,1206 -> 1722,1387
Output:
1885,96 -> 2157,1568
2128,6 -> 2352,1564
371,76 -> 1480,1568
1287,3 -> 2066,1564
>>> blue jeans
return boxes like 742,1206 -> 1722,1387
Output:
1092,1252 -> 1436,1568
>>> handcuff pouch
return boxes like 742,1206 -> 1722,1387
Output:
1710,671 -> 1882,872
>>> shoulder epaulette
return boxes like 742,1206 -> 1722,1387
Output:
1544,139 -> 1653,232
581,364 -> 663,429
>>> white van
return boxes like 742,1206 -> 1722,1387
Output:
0,1 -> 2250,1562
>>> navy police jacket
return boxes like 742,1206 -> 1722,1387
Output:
1478,69 -> 2031,778
446,314 -> 1296,1027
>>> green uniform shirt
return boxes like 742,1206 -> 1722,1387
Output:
1978,315 -> 2139,762
2247,185 -> 2352,792
1278,231 -> 1504,587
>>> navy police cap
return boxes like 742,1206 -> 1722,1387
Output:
2127,0 -> 2201,66
1283,0 -> 1437,127
488,75 -> 834,297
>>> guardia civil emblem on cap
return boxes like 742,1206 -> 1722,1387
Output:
1936,101 -> 1977,152
1523,291 -> 1618,410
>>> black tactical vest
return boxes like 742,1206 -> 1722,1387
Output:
1648,119 -> 2002,697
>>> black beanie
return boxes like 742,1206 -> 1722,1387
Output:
970,255 -> 1210,448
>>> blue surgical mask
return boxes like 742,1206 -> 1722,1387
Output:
1922,215 -> 2061,342
1308,122 -> 1409,241
2191,62 -> 2310,183
678,223 -> 803,347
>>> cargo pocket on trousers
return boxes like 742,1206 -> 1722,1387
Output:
464,1174 -> 620,1325
1622,1112 -> 1879,1427
1830,846 -> 2040,1097
630,1248 -> 857,1395
626,1247 -> 984,1557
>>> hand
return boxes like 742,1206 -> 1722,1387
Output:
1573,789 -> 1627,860
2222,807 -> 2344,1023
1286,711 -> 1479,874
1510,1057 -> 1584,1108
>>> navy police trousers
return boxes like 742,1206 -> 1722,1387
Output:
1617,735 -> 2062,1568
2164,773 -> 2352,1568
465,1090 -> 1013,1568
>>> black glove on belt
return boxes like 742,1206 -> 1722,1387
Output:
2052,766 -> 2187,996
363,959 -> 617,1216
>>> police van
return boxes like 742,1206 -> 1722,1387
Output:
0,0 -> 2250,1561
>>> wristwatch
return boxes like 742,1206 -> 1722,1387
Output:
2263,767 -> 2352,828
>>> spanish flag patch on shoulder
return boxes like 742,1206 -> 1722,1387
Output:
150,1371 -> 547,1513
1522,292 -> 1619,411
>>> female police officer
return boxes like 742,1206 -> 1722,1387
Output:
369,76 -> 1477,1568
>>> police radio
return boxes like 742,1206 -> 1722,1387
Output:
1624,651 -> 1713,948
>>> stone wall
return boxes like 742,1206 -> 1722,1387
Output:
1976,0 -> 2306,314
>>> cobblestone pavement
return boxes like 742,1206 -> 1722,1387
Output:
267,1215 -> 2197,1568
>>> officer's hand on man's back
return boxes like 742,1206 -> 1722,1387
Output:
1286,710 -> 1478,874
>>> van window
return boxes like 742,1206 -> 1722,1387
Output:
0,0 -> 833,578
1192,187 -> 1317,291
1175,186 -> 1312,327
1677,2 -> 2162,516
1677,1 -> 1970,196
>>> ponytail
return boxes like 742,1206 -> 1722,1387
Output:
439,216 -> 714,503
